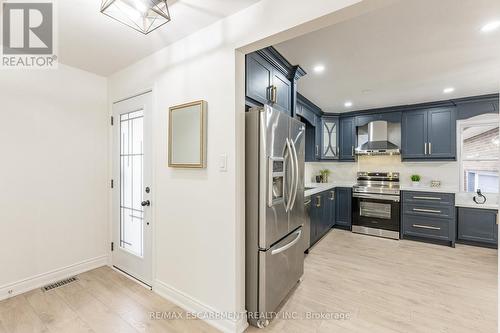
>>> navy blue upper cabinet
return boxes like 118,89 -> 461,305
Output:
320,117 -> 339,160
402,110 -> 428,159
297,95 -> 323,161
339,117 -> 356,161
246,53 -> 272,106
271,71 -> 291,114
427,108 -> 456,159
245,51 -> 293,115
402,107 -> 456,160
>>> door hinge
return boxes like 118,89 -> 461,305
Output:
111,242 -> 114,251
111,179 -> 114,189
111,116 -> 114,126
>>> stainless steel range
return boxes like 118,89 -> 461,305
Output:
352,172 -> 401,240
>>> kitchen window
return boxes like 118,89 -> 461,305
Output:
459,114 -> 499,193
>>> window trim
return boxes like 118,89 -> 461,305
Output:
457,113 -> 500,193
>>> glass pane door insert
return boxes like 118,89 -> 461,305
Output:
120,110 -> 144,257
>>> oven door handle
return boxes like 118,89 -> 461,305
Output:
352,193 -> 400,202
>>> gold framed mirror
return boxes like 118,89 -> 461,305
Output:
168,100 -> 207,168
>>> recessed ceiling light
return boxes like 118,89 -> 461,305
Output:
443,87 -> 455,94
481,20 -> 500,33
344,101 -> 353,107
313,65 -> 325,73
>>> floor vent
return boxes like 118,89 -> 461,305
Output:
41,276 -> 78,292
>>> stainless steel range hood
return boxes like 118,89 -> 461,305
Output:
355,120 -> 400,155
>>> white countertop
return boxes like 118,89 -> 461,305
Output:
455,202 -> 499,210
400,186 -> 499,210
305,182 -> 355,197
399,185 -> 459,193
306,183 -> 499,210
455,192 -> 499,210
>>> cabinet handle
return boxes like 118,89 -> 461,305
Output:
413,208 -> 442,214
316,145 -> 319,157
330,191 -> 335,201
412,224 -> 441,230
429,142 -> 432,155
316,195 -> 321,208
413,196 -> 441,201
424,142 -> 427,155
270,86 -> 277,103
351,146 -> 354,157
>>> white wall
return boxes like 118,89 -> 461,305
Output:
107,1 -> 402,332
0,65 -> 108,298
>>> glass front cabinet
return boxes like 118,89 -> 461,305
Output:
321,116 -> 339,160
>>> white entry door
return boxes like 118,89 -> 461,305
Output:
112,92 -> 152,286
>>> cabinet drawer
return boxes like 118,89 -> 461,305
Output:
404,203 -> 455,219
403,191 -> 454,206
403,215 -> 450,240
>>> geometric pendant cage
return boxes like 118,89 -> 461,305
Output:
101,0 -> 171,35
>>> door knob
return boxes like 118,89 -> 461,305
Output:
141,200 -> 151,207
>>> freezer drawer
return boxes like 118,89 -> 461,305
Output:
258,227 -> 304,317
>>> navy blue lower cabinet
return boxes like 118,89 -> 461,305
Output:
309,189 -> 336,248
325,189 -> 336,228
310,192 -> 326,247
401,191 -> 456,247
335,187 -> 352,228
457,208 -> 498,247
309,193 -> 321,246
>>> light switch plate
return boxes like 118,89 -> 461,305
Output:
219,154 -> 227,172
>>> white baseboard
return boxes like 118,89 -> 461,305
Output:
154,279 -> 248,333
0,255 -> 109,301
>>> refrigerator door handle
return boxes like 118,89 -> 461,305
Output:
271,229 -> 302,255
282,140 -> 290,212
289,139 -> 299,211
284,138 -> 295,213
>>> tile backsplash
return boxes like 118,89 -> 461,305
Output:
306,155 -> 459,188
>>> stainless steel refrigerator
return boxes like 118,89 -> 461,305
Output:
245,105 -> 306,328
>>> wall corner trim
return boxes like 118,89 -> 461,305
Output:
153,279 -> 248,333
0,254 -> 109,301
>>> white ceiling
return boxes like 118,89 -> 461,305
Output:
274,0 -> 500,113
58,0 -> 259,76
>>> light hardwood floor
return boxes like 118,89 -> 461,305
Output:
247,229 -> 498,333
0,230 -> 497,333
0,267 -> 219,333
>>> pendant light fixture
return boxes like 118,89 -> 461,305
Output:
101,0 -> 171,35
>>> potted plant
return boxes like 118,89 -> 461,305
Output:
319,169 -> 331,183
411,174 -> 421,187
